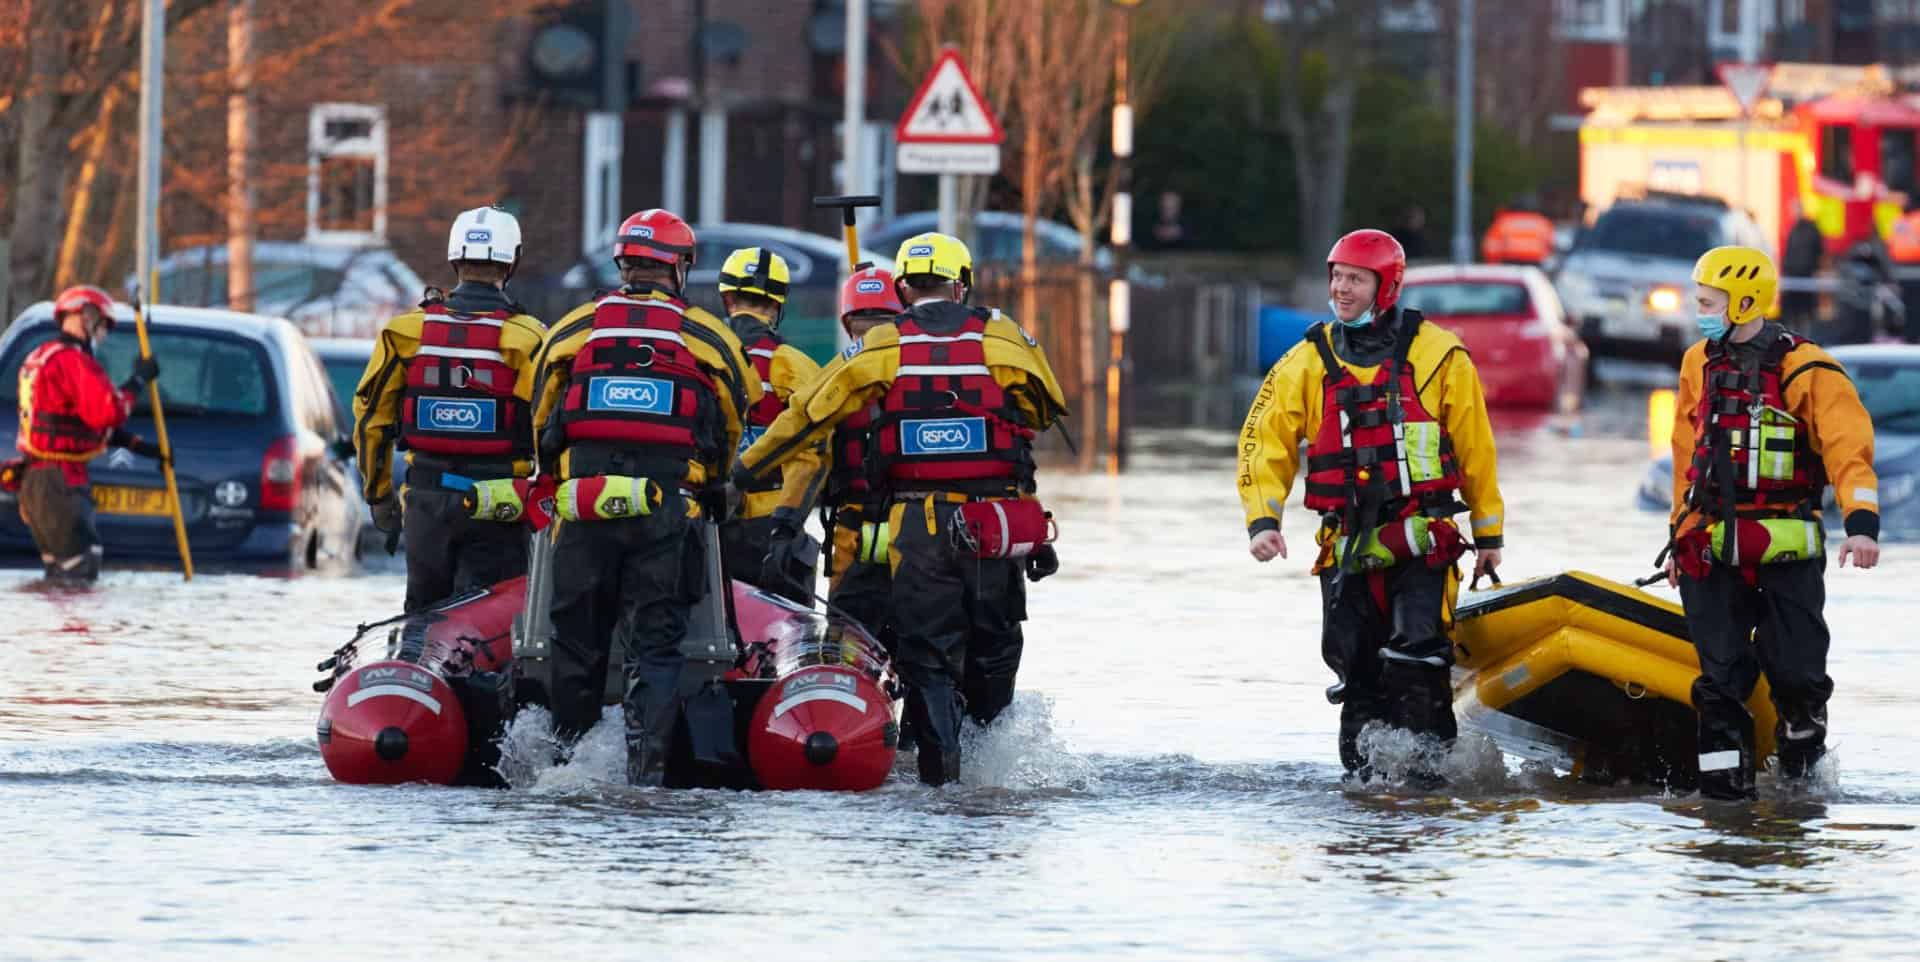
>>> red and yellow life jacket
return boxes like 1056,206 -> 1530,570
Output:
17,339 -> 111,463
1301,322 -> 1463,523
1683,332 -> 1822,517
557,291 -> 718,463
872,312 -> 1033,490
400,300 -> 529,460
733,318 -> 789,495
826,402 -> 881,505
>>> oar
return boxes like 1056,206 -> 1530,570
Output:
133,272 -> 193,580
812,194 -> 881,271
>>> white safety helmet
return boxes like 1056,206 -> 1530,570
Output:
446,205 -> 522,269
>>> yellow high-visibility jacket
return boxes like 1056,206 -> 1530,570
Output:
351,286 -> 546,504
1670,335 -> 1878,537
1237,318 -> 1506,547
530,286 -> 760,490
727,313 -> 826,521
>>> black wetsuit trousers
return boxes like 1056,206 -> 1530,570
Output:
720,514 -> 811,606
542,500 -> 701,785
1320,561 -> 1455,775
19,465 -> 100,582
1679,557 -> 1832,799
889,502 -> 1027,786
402,487 -> 529,612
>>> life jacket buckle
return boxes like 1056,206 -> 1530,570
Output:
631,343 -> 657,368
450,365 -> 473,389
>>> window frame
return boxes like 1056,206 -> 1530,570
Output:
307,103 -> 389,246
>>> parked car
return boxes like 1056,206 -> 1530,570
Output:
1554,193 -> 1771,362
1634,344 -> 1920,540
1399,264 -> 1588,411
131,241 -> 428,339
866,210 -> 1110,273
0,302 -> 364,570
546,223 -> 892,366
310,337 -> 395,560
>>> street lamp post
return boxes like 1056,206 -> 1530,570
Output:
1107,0 -> 1140,475
1450,0 -> 1474,265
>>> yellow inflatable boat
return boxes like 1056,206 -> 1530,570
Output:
1451,571 -> 1778,789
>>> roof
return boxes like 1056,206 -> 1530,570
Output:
308,337 -> 376,360
1829,343 -> 1920,364
11,300 -> 296,338
1404,264 -> 1544,284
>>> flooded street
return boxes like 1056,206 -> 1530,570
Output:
5,396 -> 1918,961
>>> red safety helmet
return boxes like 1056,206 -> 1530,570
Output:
54,285 -> 116,329
613,209 -> 696,267
839,266 -> 903,321
1326,229 -> 1407,313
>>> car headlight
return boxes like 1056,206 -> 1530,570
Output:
1881,472 -> 1916,507
1646,285 -> 1682,315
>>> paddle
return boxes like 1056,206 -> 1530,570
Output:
132,272 -> 193,580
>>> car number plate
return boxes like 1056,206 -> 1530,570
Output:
93,485 -> 173,516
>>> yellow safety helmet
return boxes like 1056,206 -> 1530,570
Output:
717,247 -> 792,305
1691,245 -> 1778,326
893,232 -> 974,288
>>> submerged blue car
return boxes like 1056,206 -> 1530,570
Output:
1634,343 -> 1920,540
0,302 -> 364,570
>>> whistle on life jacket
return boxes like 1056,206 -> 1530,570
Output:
950,498 -> 1057,559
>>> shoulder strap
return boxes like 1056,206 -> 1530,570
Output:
1304,322 -> 1339,376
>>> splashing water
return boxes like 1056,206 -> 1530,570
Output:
494,705 -> 629,792
958,690 -> 1099,793
1348,722 -> 1511,794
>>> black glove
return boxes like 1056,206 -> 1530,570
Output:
763,511 -> 804,581
369,497 -> 403,534
120,355 -> 161,394
107,428 -> 168,464
1025,543 -> 1059,582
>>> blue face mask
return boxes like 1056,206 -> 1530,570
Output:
1696,311 -> 1730,342
1330,299 -> 1374,328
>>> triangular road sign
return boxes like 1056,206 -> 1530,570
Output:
1718,61 -> 1774,115
896,50 -> 1004,145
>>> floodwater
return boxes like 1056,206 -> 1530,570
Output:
5,392 -> 1918,961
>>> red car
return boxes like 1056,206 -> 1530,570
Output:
1398,264 -> 1588,411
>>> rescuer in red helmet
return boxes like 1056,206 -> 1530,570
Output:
1236,228 -> 1508,787
811,265 -> 906,651
523,208 -> 760,785
6,285 -> 163,582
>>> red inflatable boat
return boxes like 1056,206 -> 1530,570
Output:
314,576 -> 900,791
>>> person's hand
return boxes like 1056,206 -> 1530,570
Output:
1025,543 -> 1059,582
1249,530 -> 1286,562
369,497 -> 402,534
120,355 -> 160,394
1473,548 -> 1503,584
764,514 -> 803,576
1664,553 -> 1679,588
124,435 -> 167,464
1838,535 -> 1880,569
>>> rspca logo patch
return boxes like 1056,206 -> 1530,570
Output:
627,226 -> 654,239
587,376 -> 674,415
737,424 -> 767,455
906,244 -> 935,257
842,337 -> 865,361
741,261 -> 758,274
464,229 -> 491,243
856,279 -> 886,294
419,397 -> 496,433
901,417 -> 987,456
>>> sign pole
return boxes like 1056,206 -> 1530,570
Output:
937,174 -> 958,236
138,0 -> 191,579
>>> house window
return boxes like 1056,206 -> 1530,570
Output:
1555,0 -> 1624,42
307,103 -> 387,245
